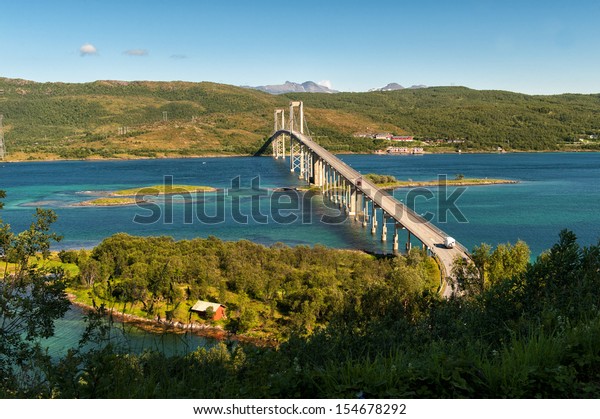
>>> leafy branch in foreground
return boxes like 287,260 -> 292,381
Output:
0,193 -> 69,397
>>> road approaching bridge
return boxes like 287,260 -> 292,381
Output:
266,102 -> 471,297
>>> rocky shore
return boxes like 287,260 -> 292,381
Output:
66,294 -> 277,348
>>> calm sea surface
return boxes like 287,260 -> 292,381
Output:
1,152 -> 599,355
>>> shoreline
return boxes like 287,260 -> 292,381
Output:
2,149 -> 598,164
66,294 -> 277,348
377,179 -> 519,190
74,199 -> 149,207
1,153 -> 249,164
73,185 -> 218,207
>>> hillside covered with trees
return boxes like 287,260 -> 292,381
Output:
63,233 -> 440,341
292,87 -> 600,151
1,77 -> 600,160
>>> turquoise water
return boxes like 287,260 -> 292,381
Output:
0,157 -> 376,251
1,153 -> 599,256
45,305 -> 211,358
1,152 -> 599,355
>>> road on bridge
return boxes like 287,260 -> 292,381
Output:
273,129 -> 470,297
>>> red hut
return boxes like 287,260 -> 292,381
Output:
190,300 -> 227,321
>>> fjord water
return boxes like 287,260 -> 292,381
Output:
1,153 -> 599,256
1,153 -> 599,355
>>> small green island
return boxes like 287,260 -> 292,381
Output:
78,184 -> 216,207
111,184 -> 216,196
364,173 -> 519,189
78,197 -> 145,207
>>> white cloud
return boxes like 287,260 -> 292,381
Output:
79,43 -> 98,56
124,49 -> 149,56
318,80 -> 332,89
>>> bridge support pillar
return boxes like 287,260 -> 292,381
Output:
327,170 -> 335,202
406,231 -> 412,252
336,173 -> 341,204
274,109 -> 285,132
339,178 -> 344,210
338,175 -> 343,206
339,178 -> 345,209
298,146 -> 305,179
354,191 -> 362,221
363,197 -> 369,226
304,149 -> 313,183
371,204 -> 378,235
317,158 -> 323,188
313,156 -> 324,187
272,134 -> 285,159
273,109 -> 286,159
290,138 -> 301,173
320,159 -> 325,188
326,165 -> 332,198
346,182 -> 351,213
381,214 -> 388,242
349,188 -> 357,216
393,224 -> 399,252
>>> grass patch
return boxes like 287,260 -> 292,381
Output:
112,184 -> 216,196
78,197 -> 146,207
364,173 -> 518,189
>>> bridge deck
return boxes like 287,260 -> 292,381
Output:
272,129 -> 470,296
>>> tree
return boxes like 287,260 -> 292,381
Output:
471,243 -> 491,285
0,192 -> 69,396
78,256 -> 102,288
487,240 -> 530,285
6,208 -> 62,277
459,241 -> 530,294
452,255 -> 483,295
205,306 -> 215,320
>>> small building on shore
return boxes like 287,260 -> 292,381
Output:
386,146 -> 424,155
391,135 -> 414,142
374,132 -> 393,140
190,300 -> 227,321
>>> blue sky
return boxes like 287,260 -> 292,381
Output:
1,0 -> 599,94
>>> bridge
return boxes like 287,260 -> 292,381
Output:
265,101 -> 471,297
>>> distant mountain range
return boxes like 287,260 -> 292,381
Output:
369,83 -> 427,92
244,80 -> 427,94
244,81 -> 338,95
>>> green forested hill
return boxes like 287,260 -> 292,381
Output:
0,78 -> 283,159
288,87 -> 600,151
1,77 -> 600,160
